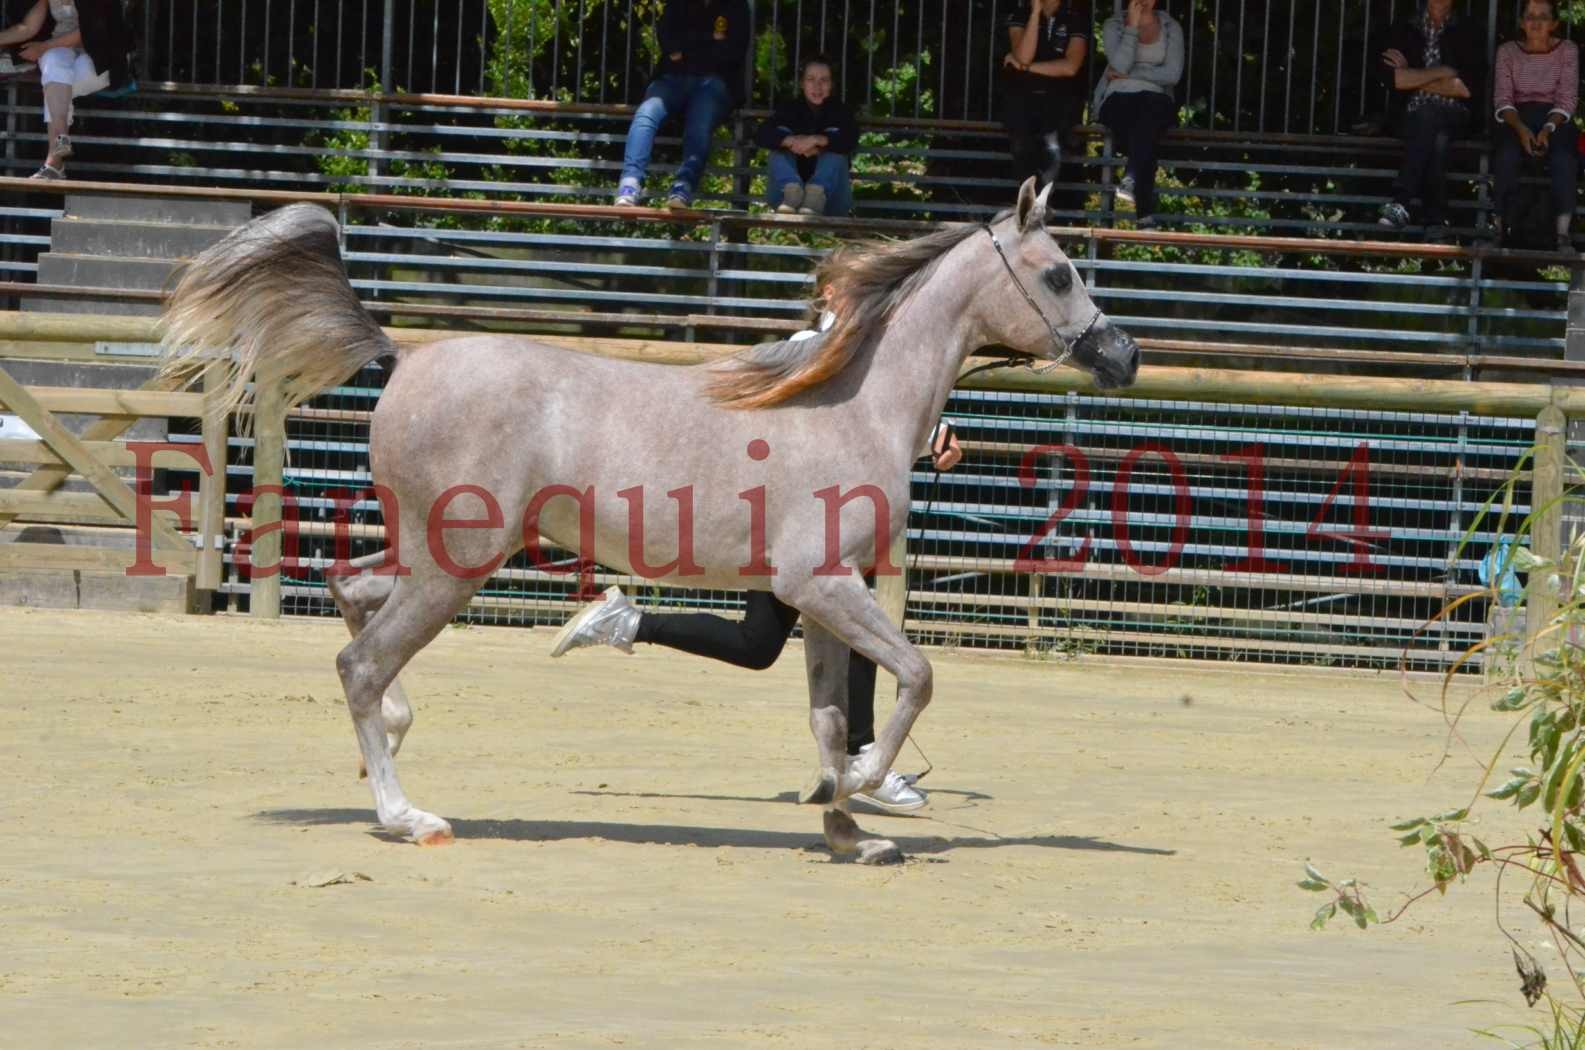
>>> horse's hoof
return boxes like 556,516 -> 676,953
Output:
856,840 -> 904,866
409,810 -> 453,846
417,826 -> 454,847
798,767 -> 838,805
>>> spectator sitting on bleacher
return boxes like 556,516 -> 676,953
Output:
1491,0 -> 1578,251
1093,0 -> 1184,227
1000,0 -> 1089,211
754,55 -> 857,217
1375,0 -> 1485,238
615,0 -> 749,209
0,0 -> 127,180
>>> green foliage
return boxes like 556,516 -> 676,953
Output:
485,0 -> 620,99
753,27 -> 790,104
1111,166 -> 1275,268
1303,454 -> 1585,1043
844,54 -> 935,211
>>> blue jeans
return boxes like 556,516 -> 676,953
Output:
766,151 -> 853,216
619,74 -> 733,201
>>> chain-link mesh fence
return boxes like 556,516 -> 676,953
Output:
236,365 -> 1534,674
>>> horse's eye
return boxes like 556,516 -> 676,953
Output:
1043,266 -> 1073,295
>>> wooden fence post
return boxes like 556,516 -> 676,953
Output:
195,366 -> 227,594
1526,404 -> 1567,656
250,384 -> 286,618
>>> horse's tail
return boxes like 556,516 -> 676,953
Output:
158,203 -> 395,432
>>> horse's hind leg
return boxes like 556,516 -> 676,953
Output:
338,567 -> 483,845
802,620 -> 903,866
328,552 -> 413,774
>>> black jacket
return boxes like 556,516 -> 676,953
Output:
1375,12 -> 1486,129
754,96 -> 859,178
654,0 -> 750,107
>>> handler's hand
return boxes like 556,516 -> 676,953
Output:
931,426 -> 962,471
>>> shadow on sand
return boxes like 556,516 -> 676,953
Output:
568,785 -> 998,805
255,807 -> 1176,859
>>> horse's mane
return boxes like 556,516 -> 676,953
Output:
705,217 -> 1000,409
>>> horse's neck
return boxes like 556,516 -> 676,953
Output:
859,240 -> 985,458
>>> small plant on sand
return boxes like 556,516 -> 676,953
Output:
1302,452 -> 1585,1047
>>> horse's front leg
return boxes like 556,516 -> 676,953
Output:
798,618 -> 851,803
800,620 -> 903,866
783,573 -> 933,801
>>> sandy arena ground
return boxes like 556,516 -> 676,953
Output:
0,606 -> 1553,1048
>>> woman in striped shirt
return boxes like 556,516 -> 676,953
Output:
1492,0 -> 1579,249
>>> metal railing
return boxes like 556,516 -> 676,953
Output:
0,179 -> 1574,373
136,0 -> 1515,131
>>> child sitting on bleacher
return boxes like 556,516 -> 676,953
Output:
754,54 -> 858,217
0,0 -> 130,180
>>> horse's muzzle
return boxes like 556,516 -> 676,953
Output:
1077,322 -> 1140,390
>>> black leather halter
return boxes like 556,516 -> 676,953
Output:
980,223 -> 1102,373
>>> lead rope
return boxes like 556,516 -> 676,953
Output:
896,356 -> 1043,787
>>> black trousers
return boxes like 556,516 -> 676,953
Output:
1391,103 -> 1469,225
634,590 -> 878,754
1098,89 -> 1178,217
1002,71 -> 1085,211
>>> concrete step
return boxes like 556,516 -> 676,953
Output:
0,566 -> 194,613
33,252 -> 178,290
63,193 -> 252,227
49,216 -> 234,259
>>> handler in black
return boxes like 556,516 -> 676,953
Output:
550,393 -> 963,816
755,54 -> 860,216
1001,0 -> 1091,211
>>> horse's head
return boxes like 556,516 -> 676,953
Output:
977,177 -> 1139,390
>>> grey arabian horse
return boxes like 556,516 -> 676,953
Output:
160,178 -> 1139,864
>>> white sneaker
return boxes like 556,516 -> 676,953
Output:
0,52 -> 35,76
849,744 -> 927,814
550,585 -> 641,657
1115,173 -> 1136,208
775,182 -> 803,214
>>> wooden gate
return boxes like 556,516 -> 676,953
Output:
0,322 -> 224,608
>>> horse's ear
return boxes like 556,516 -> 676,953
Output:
1016,178 -> 1052,234
1015,176 -> 1040,232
